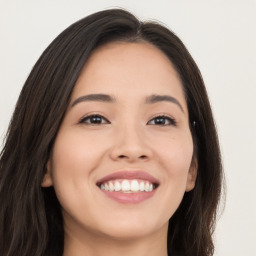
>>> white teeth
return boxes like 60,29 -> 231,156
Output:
121,180 -> 130,192
100,179 -> 156,193
131,180 -> 139,192
114,181 -> 121,191
139,182 -> 145,191
109,182 -> 114,191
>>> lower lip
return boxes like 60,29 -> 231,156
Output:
100,189 -> 157,204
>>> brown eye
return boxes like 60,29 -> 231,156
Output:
79,115 -> 110,125
147,115 -> 176,126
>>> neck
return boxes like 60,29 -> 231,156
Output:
62,223 -> 168,256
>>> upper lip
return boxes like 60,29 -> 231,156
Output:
96,170 -> 160,185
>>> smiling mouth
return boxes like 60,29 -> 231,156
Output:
97,179 -> 159,193
96,170 -> 160,203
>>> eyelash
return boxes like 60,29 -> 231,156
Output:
79,114 -> 110,125
147,115 -> 176,126
79,114 -> 176,126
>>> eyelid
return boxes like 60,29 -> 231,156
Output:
78,113 -> 110,125
77,112 -> 176,126
147,114 -> 177,126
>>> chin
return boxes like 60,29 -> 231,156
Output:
95,214 -> 166,240
100,225 -> 158,240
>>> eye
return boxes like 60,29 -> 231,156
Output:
147,115 -> 176,126
79,114 -> 110,125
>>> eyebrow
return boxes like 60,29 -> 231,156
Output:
145,94 -> 184,112
71,94 -> 116,107
71,93 -> 184,112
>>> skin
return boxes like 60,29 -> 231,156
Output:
42,41 -> 197,256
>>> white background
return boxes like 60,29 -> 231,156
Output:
0,0 -> 255,255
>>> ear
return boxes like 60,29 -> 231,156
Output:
41,161 -> 53,187
185,156 -> 198,192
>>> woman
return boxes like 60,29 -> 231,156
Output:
0,9 -> 223,256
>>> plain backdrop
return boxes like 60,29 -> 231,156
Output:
0,0 -> 255,255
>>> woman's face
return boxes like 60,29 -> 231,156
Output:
42,42 -> 197,240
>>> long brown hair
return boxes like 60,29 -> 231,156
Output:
0,9 -> 223,256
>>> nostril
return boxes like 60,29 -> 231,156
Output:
116,154 -> 149,161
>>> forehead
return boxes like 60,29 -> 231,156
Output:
71,41 -> 187,109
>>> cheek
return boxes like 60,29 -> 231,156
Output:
156,131 -> 193,171
49,130 -> 104,209
51,129 -> 104,175
155,133 -> 194,195
153,135 -> 193,219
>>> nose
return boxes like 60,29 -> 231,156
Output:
109,125 -> 153,163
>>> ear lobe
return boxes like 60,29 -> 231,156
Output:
41,161 -> 53,187
186,157 -> 198,192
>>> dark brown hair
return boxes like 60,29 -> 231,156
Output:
0,9 -> 223,256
